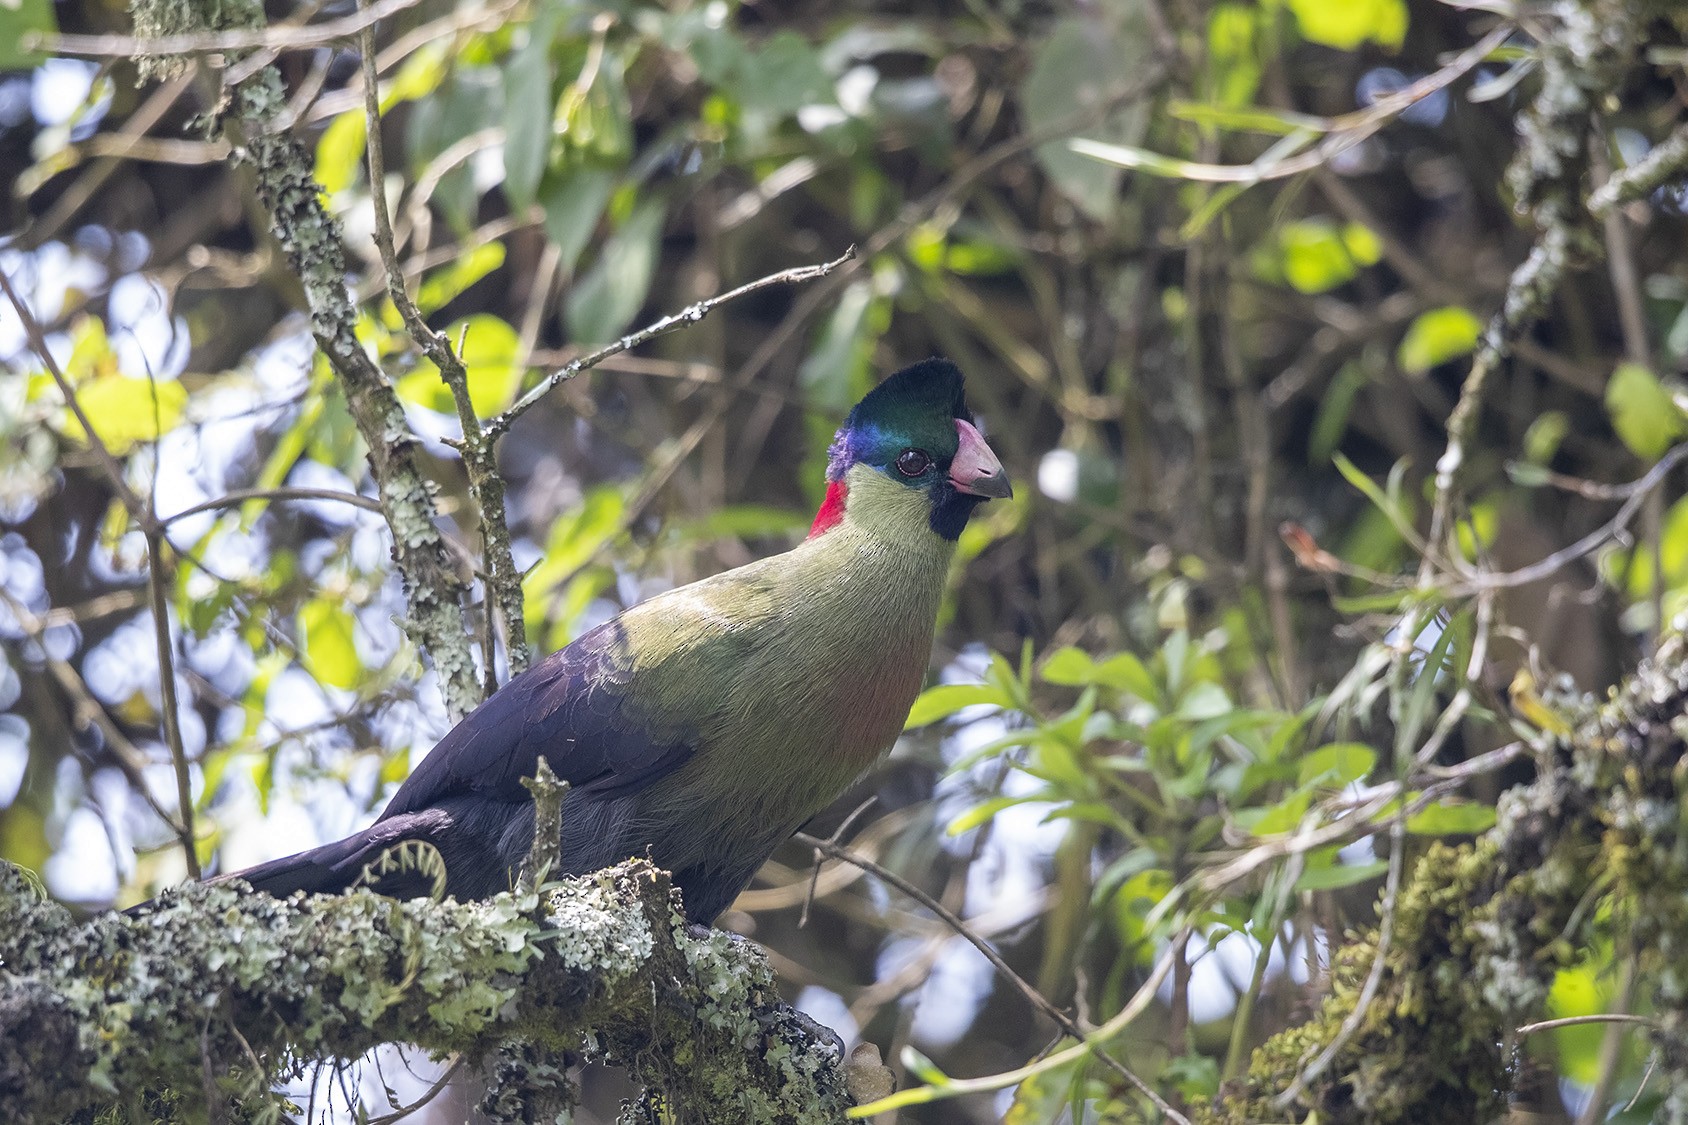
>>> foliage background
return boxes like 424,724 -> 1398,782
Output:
2,0 -> 1687,1119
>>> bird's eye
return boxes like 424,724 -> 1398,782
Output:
895,449 -> 932,477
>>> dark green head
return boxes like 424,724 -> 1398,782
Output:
819,359 -> 1012,541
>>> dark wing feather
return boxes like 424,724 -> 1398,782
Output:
377,619 -> 694,822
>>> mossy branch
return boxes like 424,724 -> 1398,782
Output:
131,0 -> 483,719
0,860 -> 853,1123
1204,623 -> 1688,1123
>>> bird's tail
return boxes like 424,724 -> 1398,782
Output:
125,817 -> 449,914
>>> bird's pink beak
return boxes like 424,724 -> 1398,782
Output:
950,419 -> 1013,499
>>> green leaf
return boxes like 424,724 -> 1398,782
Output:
1038,646 -> 1097,686
541,168 -> 617,275
565,199 -> 665,343
1275,218 -> 1361,294
398,314 -> 524,417
414,243 -> 506,315
1294,858 -> 1388,891
1604,361 -> 1688,460
1176,681 -> 1232,721
1286,0 -> 1407,50
947,796 -> 1031,835
1297,742 -> 1376,787
905,683 -> 1011,728
1398,306 -> 1482,375
57,376 -> 188,454
314,111 -> 367,195
1023,14 -> 1151,221
727,31 -> 831,115
0,0 -> 56,70
502,15 -> 557,212
301,600 -> 361,689
1405,798 -> 1496,836
1522,410 -> 1570,464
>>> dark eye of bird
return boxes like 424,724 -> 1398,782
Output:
895,449 -> 932,477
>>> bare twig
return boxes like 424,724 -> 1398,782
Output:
1453,444 -> 1688,594
1588,119 -> 1688,218
485,248 -> 859,439
0,269 -> 201,877
357,0 -> 527,679
793,831 -> 1191,1124
35,0 -> 423,58
1273,818 -> 1406,1108
161,487 -> 385,526
1516,1012 -> 1659,1036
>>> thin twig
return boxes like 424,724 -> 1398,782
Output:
793,831 -> 1190,1124
364,1056 -> 465,1125
161,486 -> 385,525
35,0 -> 423,58
1273,817 -> 1407,1109
0,269 -> 201,877
486,248 -> 860,439
1453,444 -> 1688,594
357,0 -> 527,679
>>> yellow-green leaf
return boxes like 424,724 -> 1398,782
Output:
301,599 -> 361,689
1286,0 -> 1407,51
57,377 -> 188,454
397,314 -> 524,417
315,111 -> 367,195
1297,742 -> 1376,787
1604,361 -> 1688,460
1398,306 -> 1482,375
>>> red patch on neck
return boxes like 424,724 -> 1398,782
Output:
808,480 -> 847,537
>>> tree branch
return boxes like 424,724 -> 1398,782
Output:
0,860 -> 853,1123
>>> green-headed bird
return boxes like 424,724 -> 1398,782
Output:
228,358 -> 1010,923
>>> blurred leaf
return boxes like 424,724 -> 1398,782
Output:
1176,681 -> 1232,721
0,0 -> 56,70
413,243 -> 506,315
398,314 -> 523,416
565,198 -> 665,343
1405,798 -> 1496,836
55,367 -> 188,455
541,167 -> 617,275
1546,956 -> 1614,1086
1342,222 -> 1383,266
948,796 -> 1031,836
675,504 -> 808,541
502,13 -> 558,211
1398,306 -> 1482,375
315,111 -> 367,195
301,599 -> 361,689
1297,742 -> 1376,787
729,31 -> 832,115
799,278 -> 877,415
1295,857 -> 1388,890
1023,10 -> 1151,222
1206,3 -> 1263,107
1309,361 -> 1367,465
1039,646 -> 1098,686
1276,218 -> 1363,294
1604,361 -> 1688,460
1286,0 -> 1407,50
1522,410 -> 1570,464
905,682 -> 1011,728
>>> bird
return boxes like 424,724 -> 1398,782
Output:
222,358 -> 1011,924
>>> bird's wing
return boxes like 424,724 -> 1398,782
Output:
375,617 -> 696,822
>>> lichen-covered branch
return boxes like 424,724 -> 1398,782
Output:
1203,623 -> 1688,1123
0,860 -> 853,1123
133,0 -> 482,719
